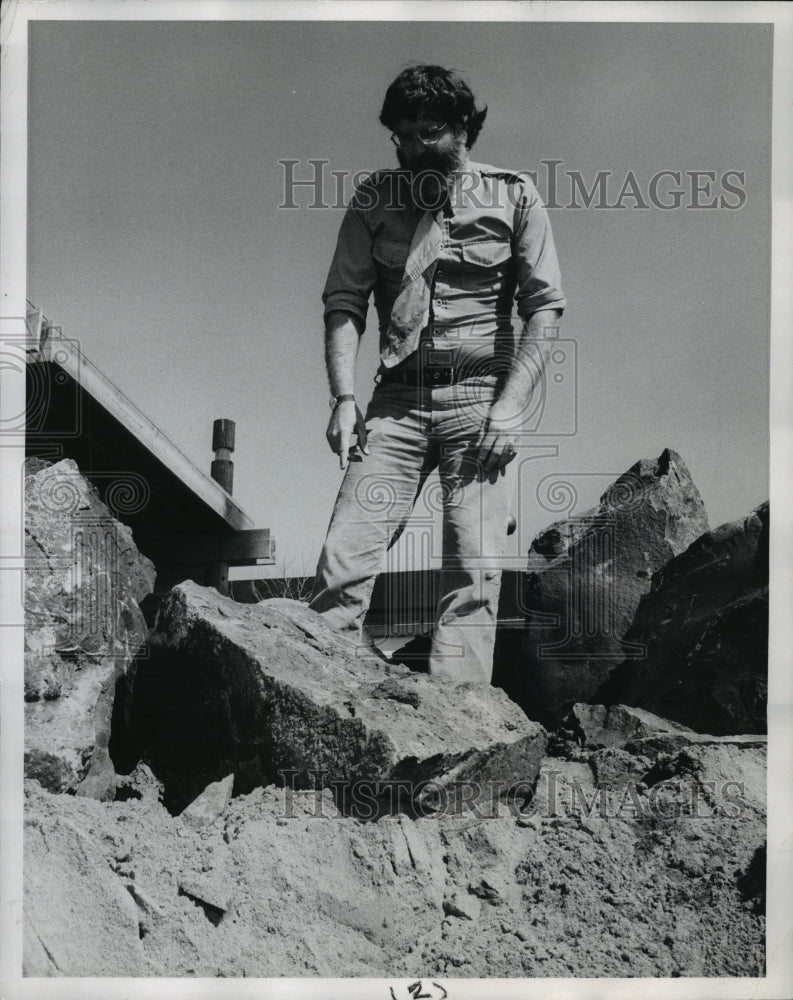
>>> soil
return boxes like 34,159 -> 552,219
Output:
24,738 -> 765,978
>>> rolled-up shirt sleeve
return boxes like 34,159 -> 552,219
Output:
322,182 -> 377,325
512,175 -> 566,318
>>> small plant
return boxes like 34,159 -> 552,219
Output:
247,548 -> 315,603
251,575 -> 315,603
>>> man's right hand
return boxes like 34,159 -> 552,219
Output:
326,400 -> 369,469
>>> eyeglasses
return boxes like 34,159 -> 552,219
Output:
390,123 -> 448,148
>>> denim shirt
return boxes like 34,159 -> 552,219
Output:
322,161 -> 566,372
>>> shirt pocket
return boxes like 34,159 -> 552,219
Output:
460,238 -> 512,268
373,239 -> 410,272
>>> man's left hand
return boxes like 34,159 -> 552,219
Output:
474,401 -> 520,476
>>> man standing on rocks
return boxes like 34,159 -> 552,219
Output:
309,64 -> 566,683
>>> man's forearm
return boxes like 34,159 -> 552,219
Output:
325,310 -> 364,396
496,308 -> 563,413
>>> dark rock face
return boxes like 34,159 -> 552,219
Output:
116,581 -> 547,815
501,449 -> 709,723
596,501 -> 768,735
24,458 -> 155,797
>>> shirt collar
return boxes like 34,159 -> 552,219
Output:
447,160 -> 488,213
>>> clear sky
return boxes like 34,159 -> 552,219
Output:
27,17 -> 772,576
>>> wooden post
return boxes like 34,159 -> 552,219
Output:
210,418 -> 235,594
206,561 -> 230,596
211,418 -> 235,494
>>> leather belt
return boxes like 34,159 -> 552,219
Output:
377,365 -> 457,387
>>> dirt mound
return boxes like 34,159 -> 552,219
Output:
24,732 -> 765,978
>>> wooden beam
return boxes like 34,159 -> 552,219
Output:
151,528 -> 275,566
152,557 -> 276,597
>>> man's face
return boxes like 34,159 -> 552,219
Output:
392,118 -> 468,177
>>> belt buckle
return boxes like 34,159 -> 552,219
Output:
422,347 -> 455,387
424,365 -> 453,386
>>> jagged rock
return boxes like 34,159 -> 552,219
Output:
500,449 -> 708,724
597,501 -> 768,735
116,762 -> 164,803
180,774 -> 235,828
24,458 -> 156,795
566,703 -> 693,749
120,581 -> 546,815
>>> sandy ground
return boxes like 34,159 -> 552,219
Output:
24,739 -> 765,978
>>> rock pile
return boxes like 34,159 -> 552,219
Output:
21,453 -> 769,978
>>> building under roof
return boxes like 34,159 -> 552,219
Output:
25,303 -> 274,597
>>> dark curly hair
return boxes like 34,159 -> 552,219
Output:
379,64 -> 488,149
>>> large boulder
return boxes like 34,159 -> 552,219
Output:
596,501 -> 768,735
500,449 -> 709,723
24,458 -> 156,797
116,580 -> 547,815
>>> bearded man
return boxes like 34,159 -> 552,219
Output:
309,64 -> 566,683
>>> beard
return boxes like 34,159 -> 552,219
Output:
396,144 -> 467,212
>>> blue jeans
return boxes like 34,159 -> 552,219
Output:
309,376 -> 517,683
